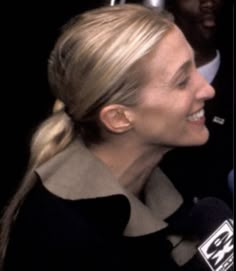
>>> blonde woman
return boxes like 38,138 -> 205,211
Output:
0,4 -> 214,270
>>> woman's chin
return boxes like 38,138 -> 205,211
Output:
177,129 -> 210,147
188,130 -> 210,146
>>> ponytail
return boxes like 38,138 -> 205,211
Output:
29,102 -> 74,169
0,102 -> 75,268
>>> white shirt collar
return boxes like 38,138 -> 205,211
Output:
197,50 -> 221,83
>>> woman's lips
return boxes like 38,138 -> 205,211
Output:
187,109 -> 206,125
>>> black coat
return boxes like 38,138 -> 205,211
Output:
5,181 -> 181,270
4,140 -> 197,271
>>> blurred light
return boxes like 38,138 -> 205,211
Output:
143,0 -> 165,8
110,0 -> 126,5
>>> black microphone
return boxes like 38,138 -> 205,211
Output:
170,197 -> 234,271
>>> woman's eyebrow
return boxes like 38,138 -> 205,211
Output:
170,60 -> 192,84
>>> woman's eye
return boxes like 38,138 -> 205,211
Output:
177,77 -> 190,89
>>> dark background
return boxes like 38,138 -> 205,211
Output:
0,1 -> 109,210
1,1 -> 234,211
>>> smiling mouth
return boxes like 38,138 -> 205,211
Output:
187,109 -> 205,122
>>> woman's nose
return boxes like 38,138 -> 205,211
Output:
196,72 -> 215,100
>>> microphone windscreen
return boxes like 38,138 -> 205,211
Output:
187,197 -> 233,239
170,198 -> 234,270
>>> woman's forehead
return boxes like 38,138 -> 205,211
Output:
145,26 -> 193,78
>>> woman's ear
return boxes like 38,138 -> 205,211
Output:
99,104 -> 133,134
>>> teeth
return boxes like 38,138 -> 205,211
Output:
188,109 -> 204,121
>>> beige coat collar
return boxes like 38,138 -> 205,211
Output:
36,139 -> 183,237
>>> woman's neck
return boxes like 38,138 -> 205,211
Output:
90,140 -> 168,196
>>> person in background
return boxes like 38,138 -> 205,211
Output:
159,0 -> 233,207
0,4 -> 215,270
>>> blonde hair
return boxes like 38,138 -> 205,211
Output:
0,4 -> 173,267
